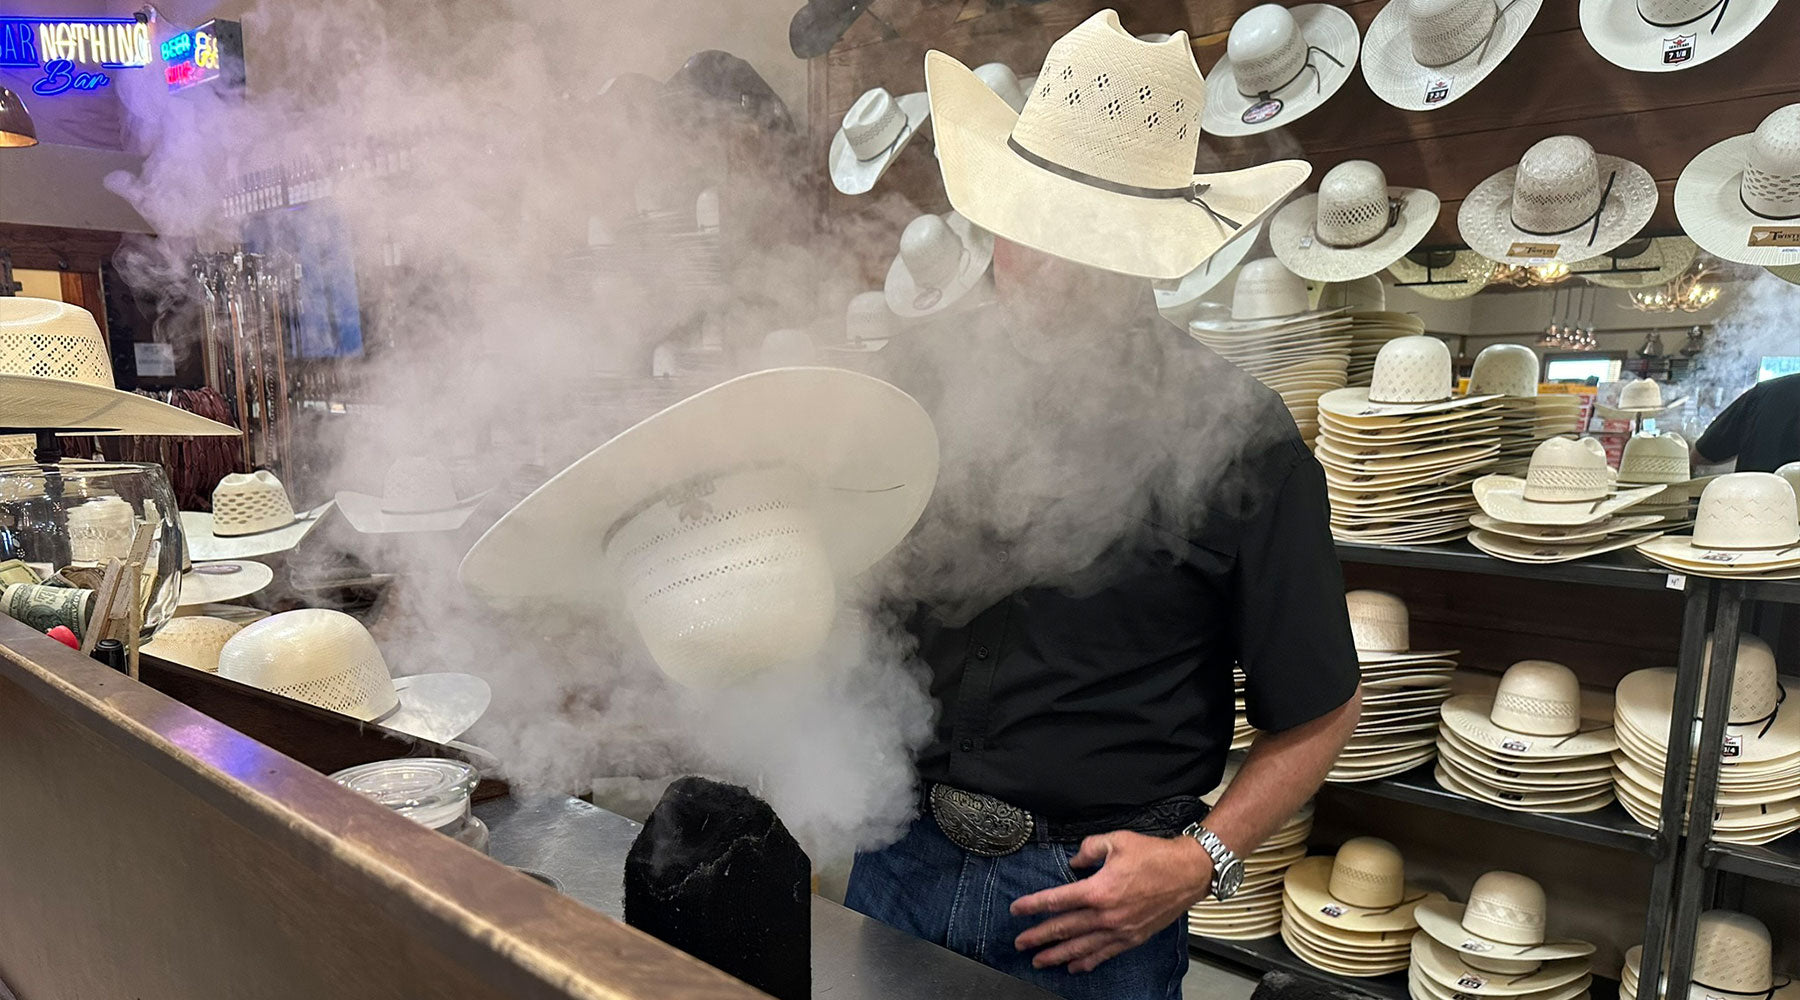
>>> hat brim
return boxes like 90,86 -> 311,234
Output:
1569,237 -> 1699,289
181,502 -> 335,560
1578,0 -> 1779,72
1440,694 -> 1619,758
1282,855 -> 1440,933
1459,155 -> 1660,264
927,49 -> 1312,280
1386,251 -> 1497,300
829,91 -> 930,196
382,672 -> 491,743
1770,263 -> 1800,285
1319,387 -> 1500,419
177,560 -> 274,606
1202,4 -> 1361,137
459,367 -> 938,606
1596,396 -> 1687,419
0,374 -> 241,437
1470,512 -> 1664,543
1154,220 -> 1265,317
1472,477 -> 1666,525
1362,0 -> 1544,111
1413,934 -> 1593,996
1469,527 -> 1667,564
1636,535 -> 1800,571
1676,134 -> 1800,266
1272,187 -> 1442,282
335,489 -> 486,534
885,212 -> 996,317
1616,667 -> 1800,764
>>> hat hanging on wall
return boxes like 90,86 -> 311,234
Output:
1153,219 -> 1266,325
829,86 -> 930,196
1568,236 -> 1699,290
1271,160 -> 1440,282
884,211 -> 995,318
823,291 -> 897,354
1675,104 -> 1800,267
1458,135 -> 1658,264
1579,0 -> 1779,73
1361,0 -> 1545,113
1201,3 -> 1360,138
1387,249 -> 1497,301
926,10 -> 1311,279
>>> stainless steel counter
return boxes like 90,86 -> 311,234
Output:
475,795 -> 1059,1000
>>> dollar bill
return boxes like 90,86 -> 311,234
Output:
0,559 -> 39,588
1,582 -> 95,635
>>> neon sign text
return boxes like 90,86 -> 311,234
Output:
0,17 -> 149,97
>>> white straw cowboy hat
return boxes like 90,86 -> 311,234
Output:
459,368 -> 938,687
1320,335 -> 1497,418
823,291 -> 897,354
1272,161 -> 1439,282
181,471 -> 335,561
1416,872 -> 1596,964
1154,219 -> 1265,321
1361,0 -> 1545,112
1470,528 -> 1666,564
1597,378 -> 1687,418
885,211 -> 994,318
1467,343 -> 1540,398
1637,473 -> 1800,573
1569,236 -> 1699,289
1618,432 -> 1695,485
1689,911 -> 1800,1000
0,297 -> 239,438
1202,3 -> 1360,138
1459,136 -> 1659,264
1346,590 -> 1458,664
1440,661 -> 1617,759
1412,934 -> 1593,996
1283,837 -> 1443,934
1473,437 -> 1667,526
1616,636 -> 1800,765
142,615 -> 244,672
830,86 -> 930,196
335,457 -> 489,534
926,10 -> 1312,280
1192,256 -> 1318,327
1580,0 -> 1780,73
176,560 -> 273,607
217,609 -> 491,743
1780,461 -> 1800,499
1387,249 -> 1496,300
974,62 -> 1034,114
1676,104 -> 1800,266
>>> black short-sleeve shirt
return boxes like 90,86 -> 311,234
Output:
1696,374 -> 1800,473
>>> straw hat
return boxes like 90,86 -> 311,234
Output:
823,291 -> 896,354
1467,343 -> 1540,398
1201,3 -> 1360,137
181,472 -> 334,561
1319,335 -> 1497,418
1579,0 -> 1780,73
1387,249 -> 1496,300
1618,432 -> 1694,485
142,615 -> 244,672
830,87 -> 930,196
1636,473 -> 1800,572
1459,136 -> 1658,264
1207,256 -> 1315,324
1439,662 -> 1617,759
884,212 -> 994,318
1153,220 -> 1265,321
176,560 -> 273,607
1361,0 -> 1545,112
1597,378 -> 1687,418
1415,872 -> 1595,963
1346,589 -> 1455,663
1473,437 -> 1667,526
0,297 -> 239,438
1771,263 -> 1800,285
1271,160 -> 1440,282
926,10 -> 1312,279
1616,635 -> 1800,765
1412,934 -> 1592,996
1283,837 -> 1440,933
1779,461 -> 1800,498
1675,104 -> 1800,266
1569,237 -> 1700,290
335,457 -> 489,534
1689,911 -> 1800,1000
1469,528 -> 1666,564
1319,275 -> 1389,313
973,62 -> 1033,114
216,609 -> 491,743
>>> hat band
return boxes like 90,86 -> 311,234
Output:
1236,45 -> 1345,101
1320,199 -> 1404,250
1739,187 -> 1800,222
856,120 -> 911,162
1324,885 -> 1426,914
1511,170 -> 1617,246
1637,0 -> 1730,32
1730,680 -> 1785,738
1692,978 -> 1788,1000
1005,137 -> 1243,231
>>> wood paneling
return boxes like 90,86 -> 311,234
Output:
0,221 -> 125,273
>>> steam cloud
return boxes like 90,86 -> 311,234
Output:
1690,271 -> 1800,421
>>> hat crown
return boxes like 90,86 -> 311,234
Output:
1230,257 -> 1310,319
1620,432 -> 1690,484
1408,0 -> 1500,67
380,457 -> 460,514
1523,436 -> 1610,502
1618,378 -> 1666,410
1512,136 -> 1605,235
900,214 -> 966,290
1368,335 -> 1453,404
1694,472 -> 1800,550
1692,910 -> 1774,995
1468,343 -> 1540,397
1014,10 -> 1204,190
1316,160 -> 1394,248
846,290 -> 891,344
1346,589 -> 1411,653
1701,634 -> 1783,723
216,609 -> 400,720
1328,836 -> 1406,908
1317,275 -> 1386,312
145,615 -> 243,672
1491,659 -> 1582,737
0,297 -> 115,387
974,62 -> 1027,113
843,88 -> 907,159
211,470 -> 297,536
1462,871 -> 1548,946
1777,461 -> 1800,499
68,496 -> 137,564
1228,4 -> 1308,96
1742,104 -> 1800,219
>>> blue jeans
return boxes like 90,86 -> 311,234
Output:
846,816 -> 1189,1000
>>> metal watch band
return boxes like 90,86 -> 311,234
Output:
1181,822 -> 1241,897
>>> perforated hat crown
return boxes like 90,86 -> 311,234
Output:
216,609 -> 401,720
1617,378 -> 1670,411
67,496 -> 136,564
1742,105 -> 1800,220
1230,257 -> 1311,319
1778,461 -> 1800,499
1620,432 -> 1691,484
974,62 -> 1028,113
0,297 -> 114,386
1462,871 -> 1549,946
210,471 -> 298,537
843,89 -> 910,160
1316,160 -> 1397,248
1015,11 -> 1206,190
1691,910 -> 1774,995
143,615 -> 243,673
1699,634 -> 1783,725
1346,589 -> 1410,652
1491,659 -> 1582,737
1523,436 -> 1610,503
1228,4 -> 1309,96
380,457 -> 463,514
898,214 -> 968,294
1328,836 -> 1406,908
1512,137 -> 1606,235
1468,343 -> 1540,397
1408,0 -> 1501,66
1368,335 -> 1454,404
1693,472 -> 1800,550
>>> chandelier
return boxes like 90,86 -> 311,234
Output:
1492,260 -> 1572,288
1629,259 -> 1722,312
1538,285 -> 1598,351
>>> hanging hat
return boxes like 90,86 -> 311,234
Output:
1459,136 -> 1659,264
1579,0 -> 1780,73
829,86 -> 930,196
823,291 -> 896,354
1411,934 -> 1593,997
334,457 -> 489,534
1439,660 -> 1617,759
1319,335 -> 1497,418
1153,220 -> 1266,322
176,560 -> 274,607
142,615 -> 244,673
1467,343 -> 1540,398
884,211 -> 995,318
216,608 -> 491,743
1361,0 -> 1545,112
926,10 -> 1311,279
759,328 -> 820,369
180,471 -> 334,561
1616,635 -> 1800,765
1201,3 -> 1361,137
459,368 -> 938,687
1387,249 -> 1496,301
0,297 -> 239,438
1676,104 -> 1800,267
1689,911 -> 1800,1000
1282,837 -> 1441,933
1570,237 -> 1700,289
1597,377 -> 1687,418
973,62 -> 1033,114
1270,161 -> 1439,282
1473,436 -> 1666,525
1415,872 -> 1596,964
1637,473 -> 1800,573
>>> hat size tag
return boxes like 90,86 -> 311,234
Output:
1458,974 -> 1488,990
1241,97 -> 1283,125
1749,227 -> 1800,248
1507,241 -> 1561,259
1423,77 -> 1453,105
1722,734 -> 1743,760
1460,939 -> 1495,953
1662,34 -> 1695,66
1319,904 -> 1346,918
1501,737 -> 1531,753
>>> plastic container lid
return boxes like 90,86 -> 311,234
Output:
330,758 -> 477,831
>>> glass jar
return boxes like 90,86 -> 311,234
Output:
330,758 -> 489,854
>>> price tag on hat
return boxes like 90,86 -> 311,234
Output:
1461,939 -> 1495,953
1458,974 -> 1488,990
1423,77 -> 1453,105
1723,734 -> 1743,760
1319,904 -> 1346,918
1662,33 -> 1696,65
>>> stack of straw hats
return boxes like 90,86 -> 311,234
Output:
1620,945 -> 1642,1000
1188,258 -> 1352,448
142,615 -> 245,673
1436,660 -> 1618,814
1320,276 -> 1427,389
1468,437 -> 1668,564
1669,911 -> 1798,1000
1616,431 -> 1708,526
1636,473 -> 1800,580
1186,760 -> 1314,942
1331,591 -> 1458,783
1464,344 -> 1544,475
1319,336 -> 1502,544
1232,665 -> 1254,752
1282,836 -> 1444,977
1613,635 -> 1800,845
1409,872 -> 1596,1000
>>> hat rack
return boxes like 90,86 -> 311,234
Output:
190,250 -> 297,483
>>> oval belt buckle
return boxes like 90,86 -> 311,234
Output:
929,784 -> 1032,857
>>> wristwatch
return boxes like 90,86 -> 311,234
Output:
1181,822 -> 1245,901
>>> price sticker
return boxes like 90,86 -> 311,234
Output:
1666,573 -> 1687,591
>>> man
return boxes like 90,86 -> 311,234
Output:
844,13 -> 1360,999
1695,372 -> 1800,473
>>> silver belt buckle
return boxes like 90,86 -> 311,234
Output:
929,784 -> 1033,857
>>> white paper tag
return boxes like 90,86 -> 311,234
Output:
1458,974 -> 1488,990
1666,573 -> 1687,591
1319,904 -> 1346,918
1722,734 -> 1743,760
1501,737 -> 1531,753
1461,939 -> 1495,953
1298,234 -> 1314,249
1662,33 -> 1696,65
1424,77 -> 1453,105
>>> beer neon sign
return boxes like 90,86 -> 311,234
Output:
0,17 -> 151,96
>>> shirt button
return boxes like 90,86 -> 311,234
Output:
975,645 -> 991,660
959,739 -> 974,752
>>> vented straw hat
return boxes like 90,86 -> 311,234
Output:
0,297 -> 239,438
1459,136 -> 1659,264
830,87 -> 930,196
1579,0 -> 1779,74
1570,237 -> 1699,290
926,10 -> 1311,279
1387,249 -> 1496,301
1597,378 -> 1686,418
1283,836 -> 1441,934
1637,473 -> 1800,573
67,495 -> 136,564
1319,335 -> 1497,418
181,471 -> 334,560
1676,104 -> 1800,267
142,615 -> 244,672
1619,432 -> 1694,485
1615,635 -> 1800,765
823,291 -> 897,354
176,560 -> 273,607
1473,437 -> 1667,525
1466,343 -> 1540,398
884,211 -> 994,318
1411,933 -> 1594,996
334,457 -> 488,534
1687,910 -> 1800,1000
1201,3 -> 1361,137
1415,872 -> 1597,963
1272,160 -> 1439,282
1346,589 -> 1457,663
1361,0 -> 1545,112
216,608 -> 491,743
1439,660 -> 1618,759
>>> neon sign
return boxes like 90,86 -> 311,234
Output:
161,20 -> 242,94
0,17 -> 150,96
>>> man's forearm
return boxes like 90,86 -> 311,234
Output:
1201,689 -> 1362,858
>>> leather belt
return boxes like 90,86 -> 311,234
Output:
925,783 -> 1206,857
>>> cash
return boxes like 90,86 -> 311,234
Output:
1,582 -> 95,635
0,559 -> 39,587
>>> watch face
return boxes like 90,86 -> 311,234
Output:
1215,859 -> 1246,900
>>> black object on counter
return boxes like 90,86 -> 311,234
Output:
624,776 -> 810,1000
91,638 -> 127,674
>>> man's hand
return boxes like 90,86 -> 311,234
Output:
1010,831 -> 1212,973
